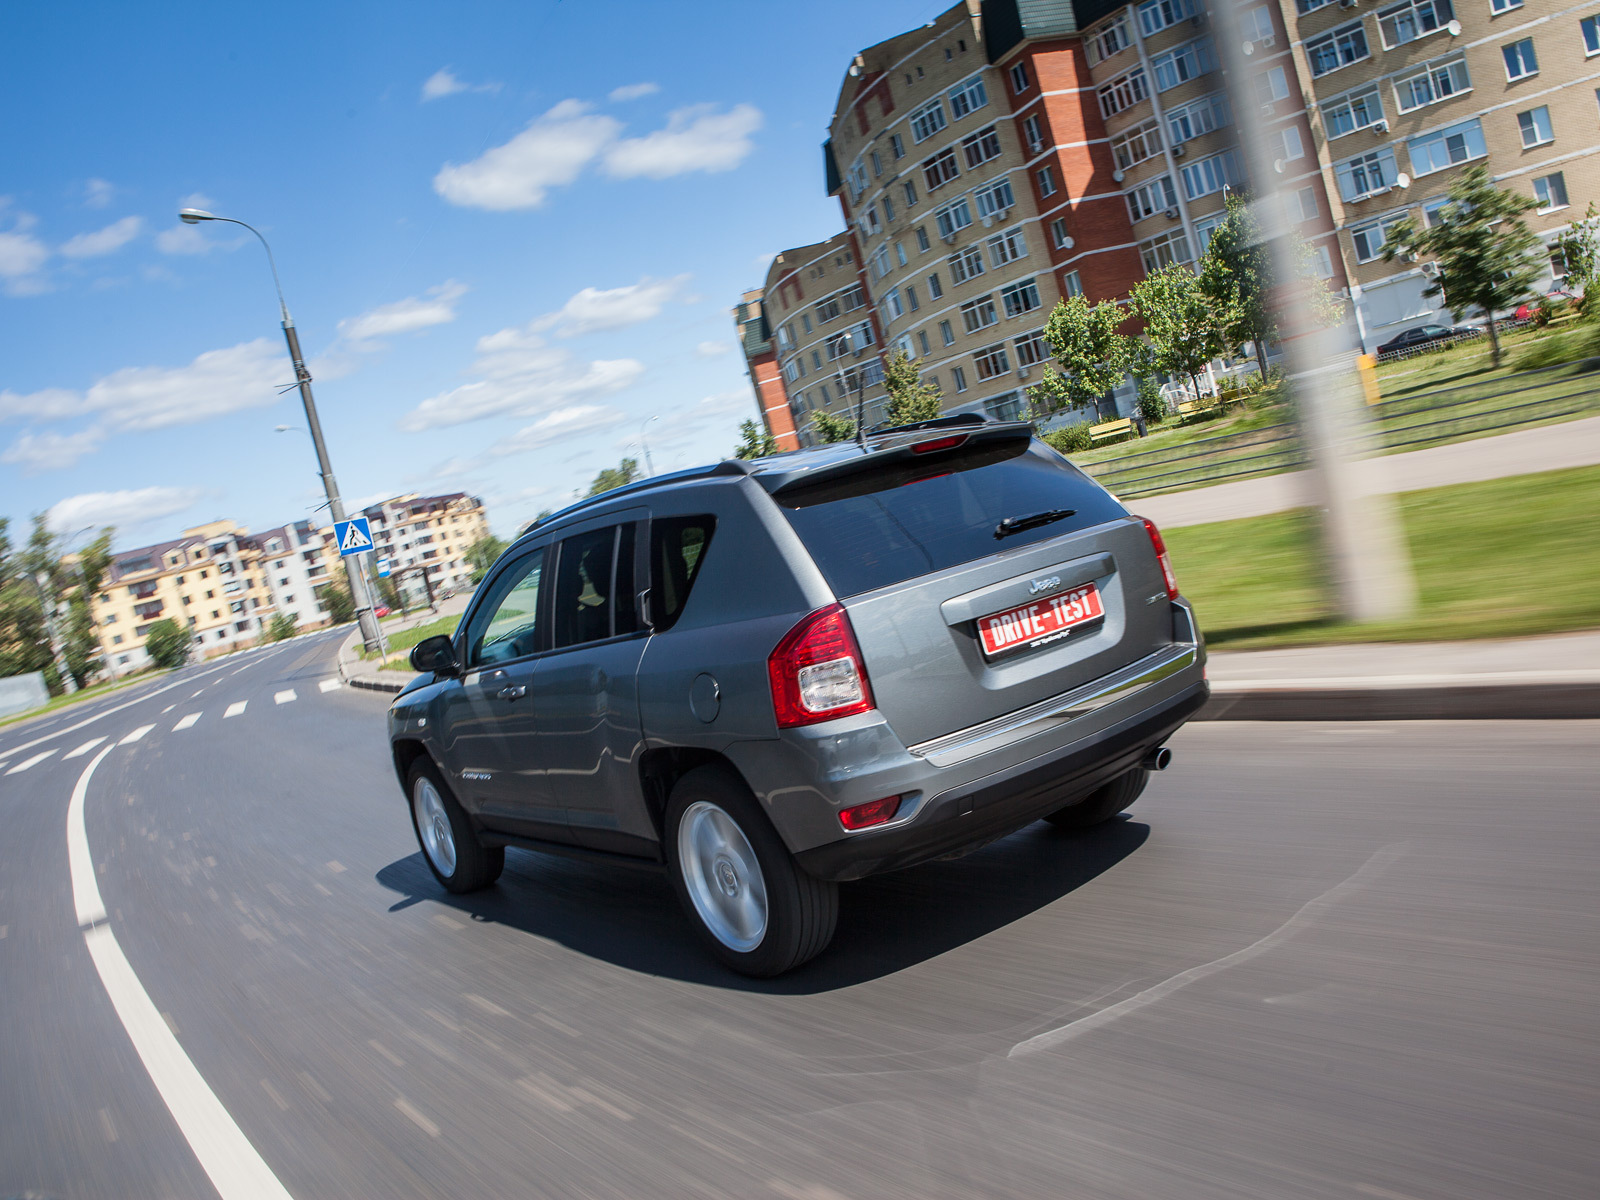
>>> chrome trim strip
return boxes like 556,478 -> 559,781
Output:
907,642 -> 1200,769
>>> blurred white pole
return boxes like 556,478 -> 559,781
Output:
1212,1 -> 1415,621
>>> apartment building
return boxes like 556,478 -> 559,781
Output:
733,288 -> 801,450
246,518 -> 340,629
92,520 -> 284,676
350,492 -> 489,604
1282,0 -> 1595,346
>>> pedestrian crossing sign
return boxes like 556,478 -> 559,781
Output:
334,516 -> 374,557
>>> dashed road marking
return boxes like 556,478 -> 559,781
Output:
274,689 -> 297,705
119,725 -> 154,745
174,713 -> 202,731
318,679 -> 341,693
162,705 -> 176,714
191,691 -> 204,698
394,1097 -> 440,1137
64,737 -> 106,759
224,702 -> 247,719
7,749 -> 59,775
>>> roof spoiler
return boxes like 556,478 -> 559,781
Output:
760,422 -> 1033,502
866,412 -> 988,438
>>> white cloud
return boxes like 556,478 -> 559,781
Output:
491,405 -> 626,456
421,67 -> 500,102
84,179 -> 116,208
0,203 -> 49,293
532,274 -> 690,337
47,485 -> 205,534
338,280 -> 467,345
1,427 -> 107,473
694,340 -> 733,358
60,216 -> 143,259
155,222 -> 219,255
433,100 -> 621,211
603,104 -> 762,180
609,82 -> 660,102
401,321 -> 642,431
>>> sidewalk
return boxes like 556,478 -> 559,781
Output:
1136,414 -> 1600,529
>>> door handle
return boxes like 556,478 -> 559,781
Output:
497,684 -> 527,701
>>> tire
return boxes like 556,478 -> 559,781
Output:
665,765 -> 838,977
407,758 -> 504,893
1043,766 -> 1149,832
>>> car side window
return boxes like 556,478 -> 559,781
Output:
551,525 -> 633,649
465,549 -> 545,667
650,515 -> 716,632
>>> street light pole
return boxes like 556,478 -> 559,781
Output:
638,414 -> 659,477
179,209 -> 384,651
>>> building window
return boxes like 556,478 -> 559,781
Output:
974,178 -> 1015,219
1407,118 -> 1486,175
1152,38 -> 1217,92
1583,15 -> 1600,55
923,147 -> 960,191
1306,22 -> 1370,77
903,179 -> 918,206
936,198 -> 975,240
1502,38 -> 1538,80
973,342 -> 1012,380
911,99 -> 947,142
1050,217 -> 1071,249
896,242 -> 908,266
1023,114 -> 1045,154
1111,120 -> 1163,170
948,76 -> 988,120
1350,213 -> 1410,262
1036,166 -> 1057,198
988,227 -> 1028,267
883,196 -> 895,222
952,366 -> 968,392
848,161 -> 867,201
1087,15 -> 1132,65
1242,4 -> 1274,43
1490,0 -> 1521,10
916,226 -> 930,252
1378,0 -> 1455,50
950,244 -> 986,284
886,288 -> 904,320
1293,186 -> 1319,221
871,151 -> 882,178
962,125 -> 1003,170
1518,106 -> 1553,148
871,243 -> 892,279
815,293 -> 841,323
1128,176 -> 1178,221
1140,230 -> 1191,274
1335,147 -> 1399,201
1010,62 -> 1030,93
891,133 -> 905,158
112,634 -> 123,645
1193,213 -> 1226,251
1062,270 -> 1084,298
1256,66 -> 1291,109
961,295 -> 999,333
1014,330 -> 1050,366
907,285 -> 920,312
941,320 -> 955,346
1098,68 -> 1149,118
1395,58 -> 1470,111
1323,85 -> 1384,139
1000,279 -> 1041,318
918,330 -> 931,355
1533,172 -> 1569,211
1182,150 -> 1241,200
802,313 -> 812,333
1138,0 -> 1195,37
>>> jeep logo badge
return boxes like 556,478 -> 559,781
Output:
1029,575 -> 1061,595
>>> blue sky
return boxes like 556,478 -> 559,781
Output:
1,0 -> 939,549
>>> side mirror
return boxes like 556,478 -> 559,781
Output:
410,634 -> 460,676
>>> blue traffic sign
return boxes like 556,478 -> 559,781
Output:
377,557 -> 391,578
334,516 -> 374,557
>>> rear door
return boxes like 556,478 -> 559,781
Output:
772,436 -> 1175,748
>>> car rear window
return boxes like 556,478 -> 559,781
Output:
777,442 -> 1126,597
650,515 -> 715,631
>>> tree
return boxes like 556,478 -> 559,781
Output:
809,410 -> 857,443
1555,201 -> 1600,315
268,612 -> 299,642
465,534 -> 508,584
143,618 -> 190,670
882,349 -> 944,427
377,574 -> 404,612
587,456 -> 641,497
316,577 -> 355,624
62,529 -> 114,689
733,418 -> 778,459
1130,264 -> 1225,409
1381,166 -> 1542,367
1026,293 -> 1134,416
0,517 -> 59,688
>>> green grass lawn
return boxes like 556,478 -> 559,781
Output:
360,613 -> 460,668
1165,464 -> 1600,651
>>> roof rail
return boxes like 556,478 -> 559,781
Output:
517,459 -> 751,538
866,412 -> 989,438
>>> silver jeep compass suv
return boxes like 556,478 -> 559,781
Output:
389,418 -> 1206,976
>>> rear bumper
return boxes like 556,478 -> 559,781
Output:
794,679 -> 1208,881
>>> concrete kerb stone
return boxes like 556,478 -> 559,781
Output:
1198,676 -> 1600,721
338,628 -> 406,694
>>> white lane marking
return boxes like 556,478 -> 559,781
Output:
1009,844 -> 1408,1058
119,725 -> 154,745
173,713 -> 202,731
224,702 -> 248,719
191,691 -> 204,698
68,744 -> 296,1199
6,749 -> 58,775
318,679 -> 341,693
64,737 -> 107,759
274,690 -> 297,705
162,705 -> 176,714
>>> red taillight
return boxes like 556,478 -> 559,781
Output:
1140,517 -> 1180,601
839,795 -> 902,831
910,434 -> 967,454
768,603 -> 875,728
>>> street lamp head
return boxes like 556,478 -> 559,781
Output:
178,208 -> 216,224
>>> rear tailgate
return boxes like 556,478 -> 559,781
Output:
770,433 -> 1173,748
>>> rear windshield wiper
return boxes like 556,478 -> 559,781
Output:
994,508 -> 1075,540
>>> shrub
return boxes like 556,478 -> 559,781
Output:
1045,423 -> 1094,454
143,618 -> 190,670
268,613 -> 298,642
1136,378 -> 1167,427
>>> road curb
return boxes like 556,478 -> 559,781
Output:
1198,679 -> 1600,720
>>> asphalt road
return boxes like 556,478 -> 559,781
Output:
2,632 -> 1595,1199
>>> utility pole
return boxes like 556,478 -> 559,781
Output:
32,572 -> 78,694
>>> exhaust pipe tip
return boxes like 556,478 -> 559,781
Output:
1142,746 -> 1172,772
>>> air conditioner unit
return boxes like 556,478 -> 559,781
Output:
1165,207 -> 1180,219
1190,12 -> 1206,26
1016,364 -> 1031,380
1261,33 -> 1276,47
1261,102 -> 1277,116
1339,0 -> 1357,8
942,230 -> 958,244
995,206 -> 1011,220
1372,119 -> 1389,134
981,214 -> 994,227
1172,144 -> 1186,158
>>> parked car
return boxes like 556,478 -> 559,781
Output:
1376,323 -> 1480,357
1515,286 -> 1576,321
374,605 -> 391,618
388,417 -> 1207,976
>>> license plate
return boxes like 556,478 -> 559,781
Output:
977,583 -> 1104,658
